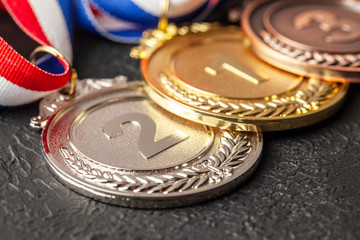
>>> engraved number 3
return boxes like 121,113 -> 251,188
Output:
294,9 -> 360,43
103,113 -> 188,159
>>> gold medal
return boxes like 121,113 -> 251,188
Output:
132,23 -> 348,131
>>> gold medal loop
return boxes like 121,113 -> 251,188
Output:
29,45 -> 78,96
158,0 -> 170,31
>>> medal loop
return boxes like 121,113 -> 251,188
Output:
29,45 -> 78,96
158,0 -> 170,32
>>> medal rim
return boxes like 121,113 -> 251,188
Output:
242,0 -> 360,82
142,76 -> 348,131
41,81 -> 263,208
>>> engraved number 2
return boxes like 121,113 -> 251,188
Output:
103,113 -> 188,159
294,9 -> 360,43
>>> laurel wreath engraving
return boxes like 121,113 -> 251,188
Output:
159,73 -> 338,118
60,131 -> 251,194
260,30 -> 360,68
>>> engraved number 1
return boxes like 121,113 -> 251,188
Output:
103,113 -> 188,159
204,53 -> 268,85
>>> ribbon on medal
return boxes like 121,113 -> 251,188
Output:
0,0 -> 221,107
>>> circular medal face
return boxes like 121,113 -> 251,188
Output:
42,81 -> 263,208
140,26 -> 348,131
242,0 -> 360,82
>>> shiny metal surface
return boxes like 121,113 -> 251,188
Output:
102,113 -> 189,159
242,0 -> 360,82
167,39 -> 302,99
37,79 -> 263,208
138,24 -> 348,131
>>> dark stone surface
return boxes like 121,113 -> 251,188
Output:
1,12 -> 360,240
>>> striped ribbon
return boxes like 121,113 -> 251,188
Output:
0,0 -> 220,107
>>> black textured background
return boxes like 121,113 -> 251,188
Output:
1,10 -> 360,240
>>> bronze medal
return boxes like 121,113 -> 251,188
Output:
242,0 -> 360,82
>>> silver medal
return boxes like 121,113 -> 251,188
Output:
32,78 -> 263,208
